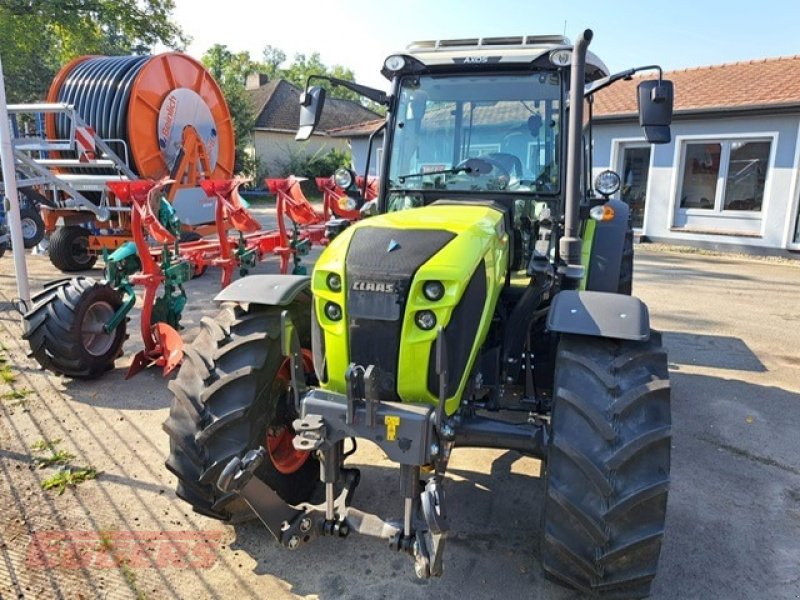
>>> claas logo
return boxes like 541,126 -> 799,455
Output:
352,280 -> 395,293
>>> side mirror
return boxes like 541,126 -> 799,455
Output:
637,79 -> 673,144
296,86 -> 326,141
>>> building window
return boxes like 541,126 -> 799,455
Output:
678,139 -> 771,212
620,146 -> 651,229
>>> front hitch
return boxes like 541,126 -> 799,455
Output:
217,360 -> 452,579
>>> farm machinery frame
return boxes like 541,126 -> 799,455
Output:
22,173 -> 375,379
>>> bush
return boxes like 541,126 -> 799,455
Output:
276,145 -> 351,179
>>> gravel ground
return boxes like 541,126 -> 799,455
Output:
0,219 -> 798,600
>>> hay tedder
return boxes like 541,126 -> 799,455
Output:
21,173 -> 372,379
164,30 -> 677,598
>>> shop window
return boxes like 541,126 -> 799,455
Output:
678,139 -> 771,212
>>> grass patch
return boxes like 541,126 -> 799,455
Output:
2,388 -> 31,401
31,438 -> 61,452
98,529 -> 147,600
41,466 -> 98,495
0,365 -> 16,384
34,449 -> 77,468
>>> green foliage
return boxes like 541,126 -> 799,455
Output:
276,145 -> 351,179
201,45 -> 257,175
0,0 -> 187,102
41,466 -> 98,495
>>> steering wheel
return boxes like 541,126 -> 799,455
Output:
456,157 -> 512,183
486,152 -> 524,180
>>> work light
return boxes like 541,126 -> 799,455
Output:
384,55 -> 406,72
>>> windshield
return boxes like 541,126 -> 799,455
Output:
387,72 -> 562,197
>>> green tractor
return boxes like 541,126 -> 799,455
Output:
164,30 -> 674,597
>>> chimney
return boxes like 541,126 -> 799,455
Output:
246,73 -> 269,90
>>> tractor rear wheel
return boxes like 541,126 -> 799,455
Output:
23,277 -> 127,378
163,299 -> 319,521
541,333 -> 670,599
49,225 -> 97,271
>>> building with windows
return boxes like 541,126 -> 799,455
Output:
592,55 -> 800,254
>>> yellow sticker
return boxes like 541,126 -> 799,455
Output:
385,415 -> 400,441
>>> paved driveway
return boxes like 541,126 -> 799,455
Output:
0,237 -> 798,599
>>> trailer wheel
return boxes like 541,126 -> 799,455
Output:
49,225 -> 97,271
22,277 -> 127,378
20,204 -> 45,248
541,333 -> 670,599
163,297 -> 318,521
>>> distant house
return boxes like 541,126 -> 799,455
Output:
336,56 -> 800,255
245,74 -> 379,177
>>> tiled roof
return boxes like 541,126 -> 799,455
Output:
594,55 -> 800,117
245,79 -> 380,133
327,118 -> 385,137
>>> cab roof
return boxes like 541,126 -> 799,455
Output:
399,35 -> 609,80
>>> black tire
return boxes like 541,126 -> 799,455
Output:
542,333 -> 671,599
618,228 -> 634,295
19,204 -> 45,248
22,277 -> 127,378
163,298 -> 319,521
49,225 -> 98,271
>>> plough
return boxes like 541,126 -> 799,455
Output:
22,174 -> 373,380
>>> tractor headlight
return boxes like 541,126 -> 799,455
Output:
415,310 -> 437,330
326,272 -> 342,292
594,170 -> 621,197
324,301 -> 343,321
422,280 -> 445,301
334,167 -> 354,190
384,55 -> 406,72
338,195 -> 358,211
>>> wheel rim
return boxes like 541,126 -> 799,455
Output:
21,217 -> 37,240
266,352 -> 314,475
81,301 -> 116,356
72,235 -> 92,265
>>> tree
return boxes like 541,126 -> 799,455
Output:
201,45 -> 257,175
0,0 -> 187,102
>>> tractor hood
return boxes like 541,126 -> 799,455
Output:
311,203 -> 509,413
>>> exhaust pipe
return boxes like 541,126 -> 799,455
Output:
560,29 -> 593,284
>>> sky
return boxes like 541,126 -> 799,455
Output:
166,0 -> 800,90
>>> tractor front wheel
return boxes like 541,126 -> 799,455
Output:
49,225 -> 98,271
23,277 -> 127,378
541,333 -> 671,599
163,299 -> 319,521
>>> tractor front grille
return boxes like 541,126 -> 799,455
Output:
345,227 -> 455,401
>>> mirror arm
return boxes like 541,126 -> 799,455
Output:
585,65 -> 663,96
304,75 -> 389,106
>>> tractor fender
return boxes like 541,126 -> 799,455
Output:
214,275 -> 311,306
546,290 -> 650,341
585,198 -> 630,292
